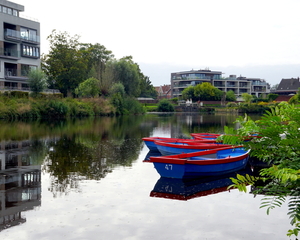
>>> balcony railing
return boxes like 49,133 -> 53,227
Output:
5,68 -> 29,78
4,29 -> 40,44
0,86 -> 60,93
0,48 -> 19,58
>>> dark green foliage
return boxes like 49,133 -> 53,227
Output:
38,100 -> 70,118
267,93 -> 278,102
123,97 -> 145,114
220,103 -> 300,237
157,99 -> 174,112
10,91 -> 29,98
238,103 -> 270,113
225,90 -> 236,101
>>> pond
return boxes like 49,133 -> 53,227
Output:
0,113 -> 291,240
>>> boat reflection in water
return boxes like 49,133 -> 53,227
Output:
0,140 -> 41,231
150,166 -> 252,201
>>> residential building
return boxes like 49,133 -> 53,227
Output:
0,0 -> 40,91
171,69 -> 270,98
274,78 -> 300,95
155,84 -> 171,99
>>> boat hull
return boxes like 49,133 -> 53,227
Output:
149,147 -> 250,179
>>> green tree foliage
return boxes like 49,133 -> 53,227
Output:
241,93 -> 253,103
109,82 -> 125,97
267,93 -> 278,102
181,86 -> 195,100
139,76 -> 158,98
75,77 -> 100,98
114,56 -> 141,97
80,43 -> 114,85
194,82 -> 223,101
157,99 -> 174,112
220,103 -> 300,237
226,90 -> 236,101
42,30 -> 89,97
27,68 -> 48,96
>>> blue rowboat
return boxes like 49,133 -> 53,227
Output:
190,133 -> 221,140
142,137 -> 182,151
142,137 -> 215,152
148,146 -> 250,179
154,139 -> 229,156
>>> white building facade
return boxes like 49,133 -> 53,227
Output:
171,69 -> 270,99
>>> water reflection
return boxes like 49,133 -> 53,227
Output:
150,165 -> 253,201
0,140 -> 41,231
0,113 -> 273,238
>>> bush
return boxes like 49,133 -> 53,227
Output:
157,99 -> 174,112
39,100 -> 70,118
11,91 -> 29,98
123,97 -> 145,114
226,102 -> 238,107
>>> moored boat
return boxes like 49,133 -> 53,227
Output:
190,133 -> 221,140
142,137 -> 215,152
154,139 -> 229,156
148,146 -> 250,179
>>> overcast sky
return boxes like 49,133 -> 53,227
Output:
16,0 -> 300,86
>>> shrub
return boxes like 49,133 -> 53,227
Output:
157,99 -> 174,112
226,102 -> 237,107
39,100 -> 70,118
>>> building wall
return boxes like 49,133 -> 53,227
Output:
171,70 -> 270,98
0,0 -> 40,90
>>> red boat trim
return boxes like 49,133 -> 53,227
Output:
154,140 -> 231,150
149,146 -> 249,165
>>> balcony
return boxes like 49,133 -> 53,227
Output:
5,68 -> 28,81
4,29 -> 40,44
0,48 -> 20,59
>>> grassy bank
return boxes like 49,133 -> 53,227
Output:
0,92 -> 148,119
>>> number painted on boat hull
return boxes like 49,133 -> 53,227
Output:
165,164 -> 173,170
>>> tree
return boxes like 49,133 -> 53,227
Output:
220,103 -> 300,238
114,56 -> 141,97
80,43 -> 114,83
226,90 -> 236,101
267,93 -> 278,102
181,86 -> 195,100
194,82 -> 222,101
75,77 -> 100,98
42,30 -> 89,97
109,82 -> 125,97
139,75 -> 157,98
28,68 -> 48,96
241,93 -> 253,103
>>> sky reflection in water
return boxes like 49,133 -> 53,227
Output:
0,114 -> 291,240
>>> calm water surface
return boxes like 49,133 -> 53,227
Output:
0,113 -> 291,240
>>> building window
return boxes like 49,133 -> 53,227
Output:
7,8 -> 12,15
13,9 -> 18,16
21,65 -> 37,76
20,28 -> 38,42
3,6 -> 7,13
22,45 -> 40,58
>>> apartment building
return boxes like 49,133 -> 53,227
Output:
0,0 -> 40,91
171,69 -> 270,99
